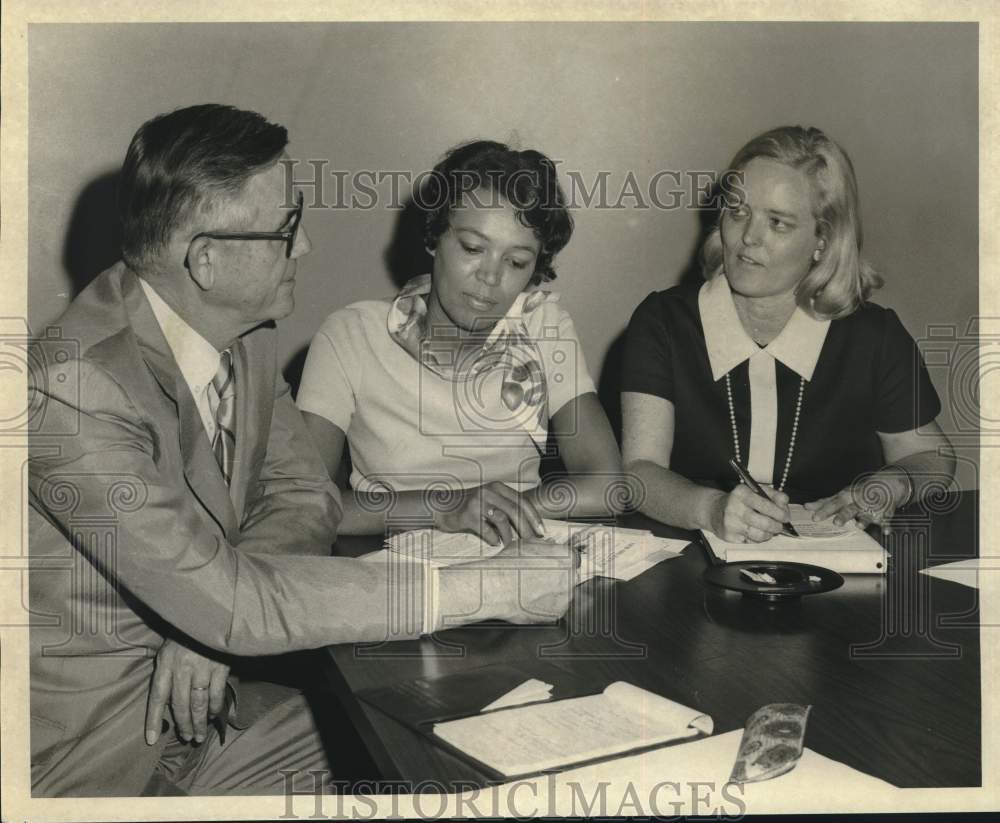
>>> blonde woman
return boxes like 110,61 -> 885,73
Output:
622,126 -> 954,543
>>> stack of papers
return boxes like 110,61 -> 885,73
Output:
383,519 -> 687,583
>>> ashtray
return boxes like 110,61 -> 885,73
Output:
703,561 -> 844,601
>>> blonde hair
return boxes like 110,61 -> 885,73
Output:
701,126 -> 882,319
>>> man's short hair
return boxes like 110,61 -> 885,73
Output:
118,103 -> 288,270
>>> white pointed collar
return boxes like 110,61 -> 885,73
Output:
138,276 -> 221,392
698,274 -> 830,382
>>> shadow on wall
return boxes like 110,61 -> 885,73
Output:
285,344 -> 310,399
383,194 -> 434,291
595,203 -> 718,445
63,169 -> 122,299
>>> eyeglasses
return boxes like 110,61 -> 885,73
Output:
190,191 -> 304,258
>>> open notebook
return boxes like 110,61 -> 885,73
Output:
358,664 -> 712,780
433,681 -> 713,778
702,505 -> 888,573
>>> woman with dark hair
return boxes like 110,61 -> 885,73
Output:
299,140 -> 623,543
621,126 -> 955,543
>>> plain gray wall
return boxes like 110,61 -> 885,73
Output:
28,22 -> 979,486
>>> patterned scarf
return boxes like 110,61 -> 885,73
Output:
387,273 -> 552,453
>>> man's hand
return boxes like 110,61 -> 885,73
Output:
483,538 -> 581,624
145,639 -> 229,746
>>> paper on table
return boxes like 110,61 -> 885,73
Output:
575,527 -> 686,582
385,518 -> 571,563
919,558 -> 988,589
385,520 -> 686,583
604,682 -> 713,733
481,678 -> 553,712
434,681 -> 711,778
470,728 -> 896,815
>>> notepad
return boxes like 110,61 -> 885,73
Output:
433,681 -> 713,778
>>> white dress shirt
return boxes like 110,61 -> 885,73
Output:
139,277 -> 223,445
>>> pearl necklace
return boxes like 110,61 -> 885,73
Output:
725,372 -> 806,493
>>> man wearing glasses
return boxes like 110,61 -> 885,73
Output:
27,103 -> 336,796
28,103 -> 579,796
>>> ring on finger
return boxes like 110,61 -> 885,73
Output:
486,507 -> 496,518
191,685 -> 208,691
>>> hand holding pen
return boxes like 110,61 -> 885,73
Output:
711,461 -> 798,543
727,459 -> 799,538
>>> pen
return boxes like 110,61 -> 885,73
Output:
728,458 -> 799,538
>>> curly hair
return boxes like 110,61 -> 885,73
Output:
418,140 -> 573,285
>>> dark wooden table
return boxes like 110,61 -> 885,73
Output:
325,492 -> 981,789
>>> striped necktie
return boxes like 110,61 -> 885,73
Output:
211,348 -> 236,485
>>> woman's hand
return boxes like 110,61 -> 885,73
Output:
434,482 -> 546,546
708,483 -> 790,543
804,470 -> 910,534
